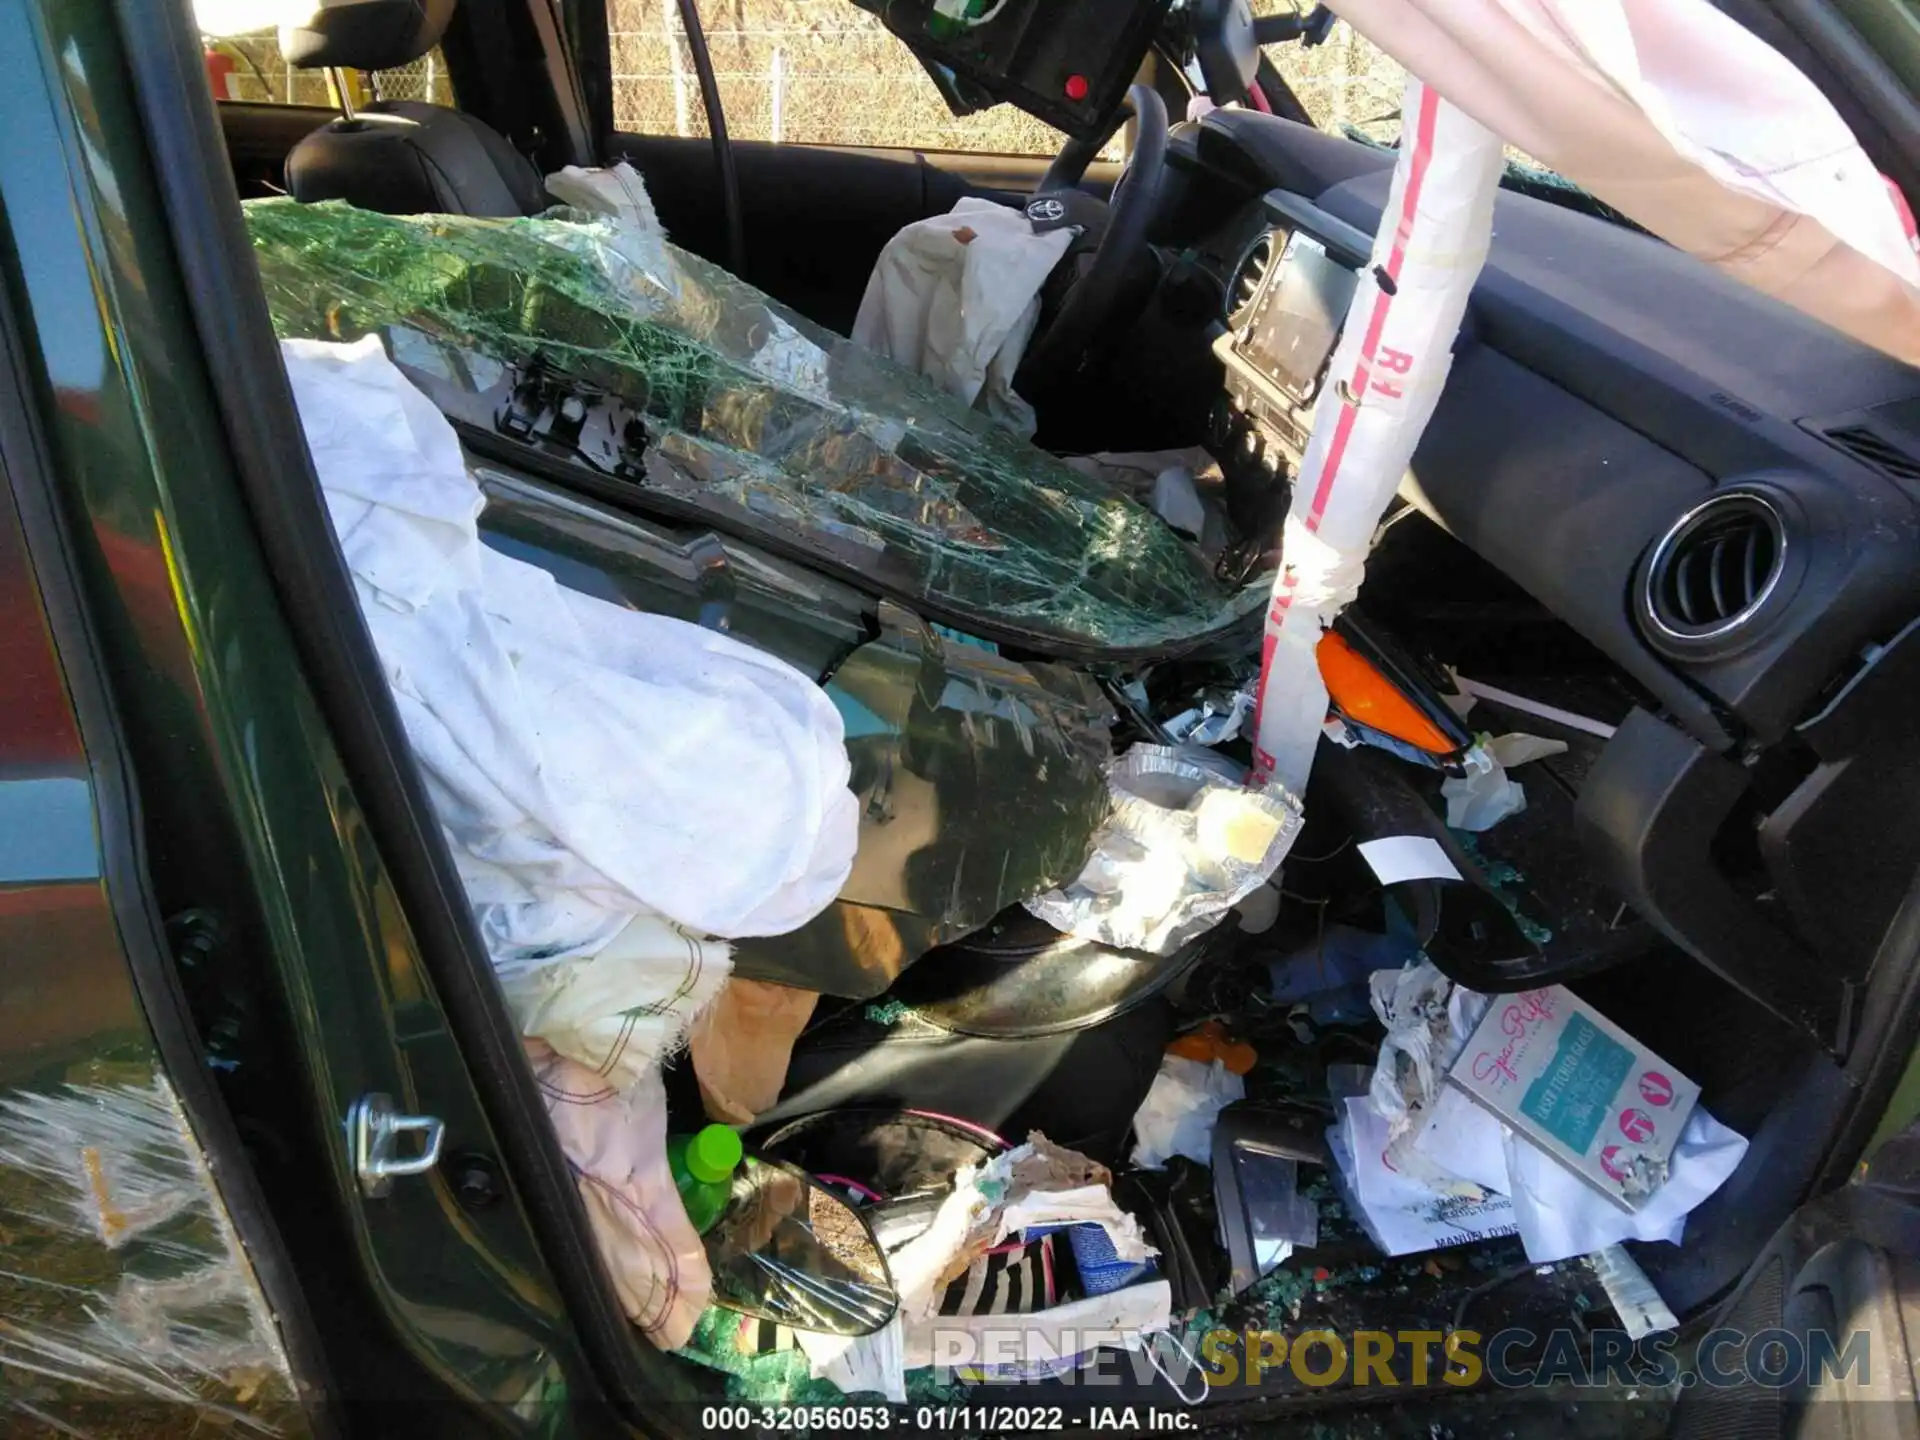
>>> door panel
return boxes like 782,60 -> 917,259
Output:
611,132 -> 1117,334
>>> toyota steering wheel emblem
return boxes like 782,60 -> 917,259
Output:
1026,197 -> 1067,224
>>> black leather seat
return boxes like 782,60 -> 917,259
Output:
281,0 -> 547,218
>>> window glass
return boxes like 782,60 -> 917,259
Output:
1253,4 -> 1587,196
197,1 -> 454,108
607,0 -> 1091,156
1253,1 -> 1405,144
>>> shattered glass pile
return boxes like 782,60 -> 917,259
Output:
245,199 -> 1260,651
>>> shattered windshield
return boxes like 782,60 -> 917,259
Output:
245,199 -> 1263,653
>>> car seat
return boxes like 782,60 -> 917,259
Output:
281,0 -> 549,218
754,913 -> 1212,1165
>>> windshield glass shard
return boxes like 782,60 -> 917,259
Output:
245,198 -> 1261,652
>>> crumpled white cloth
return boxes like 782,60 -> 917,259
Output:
283,335 -> 860,965
1129,1055 -> 1245,1169
1325,0 -> 1920,362
497,912 -> 730,1092
852,197 -> 1075,436
1440,732 -> 1569,831
1503,1105 -> 1749,1264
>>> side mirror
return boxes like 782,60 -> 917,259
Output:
704,1157 -> 898,1336
1191,0 -> 1261,105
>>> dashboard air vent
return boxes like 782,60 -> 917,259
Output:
1226,231 -> 1275,326
1823,424 -> 1920,483
1644,492 -> 1786,641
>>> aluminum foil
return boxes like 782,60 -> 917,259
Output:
1025,745 -> 1304,955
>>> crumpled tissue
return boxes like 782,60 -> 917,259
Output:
1440,732 -> 1570,831
1130,1055 -> 1246,1169
1368,959 -> 1489,1143
1501,1106 -> 1748,1264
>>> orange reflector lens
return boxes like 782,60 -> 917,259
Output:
1317,629 -> 1459,756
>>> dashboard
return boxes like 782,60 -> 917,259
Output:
1167,108 -> 1920,1042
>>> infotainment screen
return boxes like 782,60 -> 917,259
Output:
1240,232 -> 1360,403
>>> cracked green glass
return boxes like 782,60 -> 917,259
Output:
244,198 -> 1259,651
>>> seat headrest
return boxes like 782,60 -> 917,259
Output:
279,0 -> 455,71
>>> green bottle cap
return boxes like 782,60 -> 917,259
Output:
685,1124 -> 743,1184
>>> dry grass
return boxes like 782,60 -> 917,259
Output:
209,4 -> 1409,155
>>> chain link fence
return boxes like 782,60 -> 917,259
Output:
608,0 -> 1106,155
206,5 -> 1406,157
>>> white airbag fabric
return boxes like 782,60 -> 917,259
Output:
1326,0 -> 1920,363
1250,81 -> 1505,796
853,197 -> 1074,436
282,334 -> 860,966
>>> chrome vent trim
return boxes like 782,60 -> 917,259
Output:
1226,230 -> 1276,326
1643,492 -> 1787,642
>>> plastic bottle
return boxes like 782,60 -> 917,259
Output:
667,1124 -> 743,1233
927,0 -> 993,41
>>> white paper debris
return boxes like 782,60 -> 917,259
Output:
1441,733 -> 1570,831
1165,683 -> 1256,748
1329,1092 -> 1519,1256
1358,836 -> 1463,886
1149,466 -> 1208,539
1409,1084 -> 1511,1194
799,1314 -> 907,1402
996,1184 -> 1157,1260
1588,1244 -> 1679,1340
1368,959 -> 1489,1144
1503,1107 -> 1748,1264
1130,1055 -> 1247,1169
1371,970 -> 1750,1264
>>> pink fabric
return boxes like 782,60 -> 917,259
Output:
1326,0 -> 1920,363
527,1039 -> 710,1349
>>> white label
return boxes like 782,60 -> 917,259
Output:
1358,835 -> 1463,887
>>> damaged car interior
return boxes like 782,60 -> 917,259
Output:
18,0 -> 1920,1428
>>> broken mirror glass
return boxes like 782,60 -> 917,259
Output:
704,1157 -> 897,1336
245,199 -> 1263,655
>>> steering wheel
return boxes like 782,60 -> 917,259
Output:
1014,82 -> 1171,389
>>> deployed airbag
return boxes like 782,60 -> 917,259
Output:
852,196 -> 1075,436
1326,0 -> 1920,363
280,335 -> 859,964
